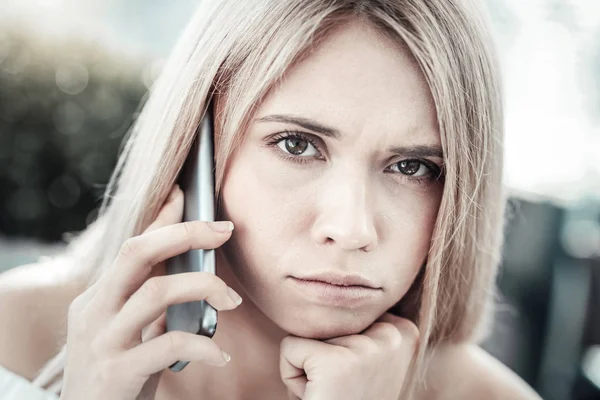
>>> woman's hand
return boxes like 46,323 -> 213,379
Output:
60,184 -> 242,400
280,313 -> 419,400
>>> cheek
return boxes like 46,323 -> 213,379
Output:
396,190 -> 440,249
219,151 -> 311,270
380,184 -> 442,286
384,176 -> 442,238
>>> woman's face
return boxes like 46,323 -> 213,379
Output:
218,20 -> 443,339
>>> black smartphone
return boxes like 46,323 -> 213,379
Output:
164,103 -> 218,372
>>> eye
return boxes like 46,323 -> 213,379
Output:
276,135 -> 319,157
389,160 -> 433,177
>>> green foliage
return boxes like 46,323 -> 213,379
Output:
0,27 -> 150,241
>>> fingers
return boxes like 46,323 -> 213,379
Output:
375,313 -> 420,347
107,272 -> 242,348
83,184 -> 183,306
127,330 -> 230,376
323,314 -> 419,355
279,336 -> 333,398
141,311 -> 167,343
61,183 -> 237,400
359,322 -> 404,351
95,220 -> 234,312
283,375 -> 306,400
346,313 -> 419,360
141,184 -> 184,284
143,184 -> 184,234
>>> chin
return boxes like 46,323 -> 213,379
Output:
273,305 -> 379,340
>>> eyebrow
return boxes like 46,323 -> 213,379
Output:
256,114 -> 341,139
256,114 -> 444,159
389,145 -> 443,159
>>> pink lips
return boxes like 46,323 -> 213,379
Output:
292,272 -> 380,289
289,273 -> 382,306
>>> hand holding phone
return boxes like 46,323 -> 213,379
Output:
60,184 -> 240,400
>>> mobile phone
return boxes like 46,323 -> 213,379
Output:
164,103 -> 218,372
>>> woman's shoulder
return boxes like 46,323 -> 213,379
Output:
0,257 -> 85,382
419,342 -> 543,400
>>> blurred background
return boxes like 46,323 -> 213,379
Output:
0,0 -> 599,398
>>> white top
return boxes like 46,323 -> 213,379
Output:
0,365 -> 58,400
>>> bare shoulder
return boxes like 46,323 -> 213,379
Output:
0,257 -> 86,381
419,342 -> 543,400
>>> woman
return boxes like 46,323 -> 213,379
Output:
0,0 -> 542,399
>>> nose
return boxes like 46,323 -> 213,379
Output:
311,172 -> 378,252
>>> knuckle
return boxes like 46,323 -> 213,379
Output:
139,277 -> 165,301
179,222 -> 197,250
390,335 -> 403,350
69,285 -> 95,312
388,332 -> 404,351
165,331 -> 184,356
202,272 -> 226,290
378,321 -> 399,336
181,221 -> 195,239
398,319 -> 420,342
68,306 -> 93,339
119,236 -> 144,259
359,336 -> 380,353
377,322 -> 404,349
195,272 -> 227,296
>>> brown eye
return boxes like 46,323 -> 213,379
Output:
391,160 -> 429,177
275,135 -> 319,157
284,137 -> 308,155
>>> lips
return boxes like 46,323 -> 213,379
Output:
290,272 -> 380,289
288,275 -> 382,307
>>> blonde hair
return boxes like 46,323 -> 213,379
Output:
33,0 -> 505,398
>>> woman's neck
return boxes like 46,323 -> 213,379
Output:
155,253 -> 291,400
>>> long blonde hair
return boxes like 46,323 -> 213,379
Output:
33,0 -> 505,398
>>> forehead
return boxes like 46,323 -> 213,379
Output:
256,19 -> 439,145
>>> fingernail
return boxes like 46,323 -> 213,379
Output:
221,350 -> 231,363
227,286 -> 243,305
208,221 -> 234,232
